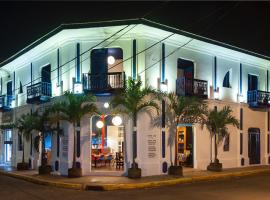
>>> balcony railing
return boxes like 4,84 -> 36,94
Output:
247,90 -> 270,108
0,95 -> 14,111
27,82 -> 52,104
83,72 -> 125,93
176,77 -> 208,98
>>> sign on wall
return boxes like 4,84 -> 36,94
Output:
147,134 -> 158,159
61,136 -> 69,158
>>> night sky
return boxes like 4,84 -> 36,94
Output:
1,1 -> 270,62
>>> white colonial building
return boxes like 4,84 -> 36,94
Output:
0,18 -> 270,176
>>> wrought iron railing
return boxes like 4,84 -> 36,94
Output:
27,82 -> 52,102
83,72 -> 125,92
247,90 -> 270,107
176,77 -> 208,98
0,95 -> 14,110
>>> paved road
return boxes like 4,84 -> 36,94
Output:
1,173 -> 270,200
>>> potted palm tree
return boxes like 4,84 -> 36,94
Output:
165,93 -> 207,176
203,106 -> 239,172
29,109 -> 54,175
51,91 -> 98,178
110,78 -> 160,178
15,113 -> 32,170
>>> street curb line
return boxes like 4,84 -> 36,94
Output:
85,168 -> 270,191
1,168 -> 270,191
0,171 -> 84,190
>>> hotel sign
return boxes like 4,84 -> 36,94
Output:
147,134 -> 157,158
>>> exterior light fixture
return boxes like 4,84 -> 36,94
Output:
238,94 -> 244,103
160,82 -> 168,92
112,116 -> 122,126
107,56 -> 115,65
214,90 -> 219,100
104,102 -> 109,109
96,120 -> 104,129
55,84 -> 61,96
74,82 -> 82,94
11,99 -> 15,108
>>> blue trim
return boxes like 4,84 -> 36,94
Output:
31,63 -> 33,86
177,123 -> 193,127
0,77 -> 2,95
162,131 -> 165,158
214,56 -> 217,90
13,71 -> 15,95
161,43 -> 165,83
240,63 -> 242,94
132,39 -> 137,80
57,49 -> 60,86
267,70 -> 269,92
76,43 -> 81,82
162,100 -> 165,128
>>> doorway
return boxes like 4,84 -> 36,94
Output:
177,126 -> 194,167
90,115 -> 124,173
41,65 -> 51,83
248,128 -> 260,164
4,129 -> 12,164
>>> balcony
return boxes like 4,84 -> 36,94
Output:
0,95 -> 14,112
247,90 -> 270,108
83,72 -> 125,93
27,82 -> 52,104
176,77 -> 208,99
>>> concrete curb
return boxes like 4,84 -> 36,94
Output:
0,171 -> 84,190
1,168 -> 270,191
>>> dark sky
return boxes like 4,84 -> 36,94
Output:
1,1 -> 270,62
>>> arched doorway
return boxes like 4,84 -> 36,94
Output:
248,128 -> 260,164
90,115 -> 125,174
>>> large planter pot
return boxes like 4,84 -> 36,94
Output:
38,165 -> 52,175
17,162 -> 29,171
168,165 -> 183,176
207,161 -> 222,172
68,167 -> 82,178
128,167 -> 142,179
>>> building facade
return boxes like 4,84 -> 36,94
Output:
0,19 -> 270,176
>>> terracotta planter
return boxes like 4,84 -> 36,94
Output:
68,167 -> 82,178
38,165 -> 52,175
128,167 -> 141,179
168,165 -> 183,176
17,162 -> 29,171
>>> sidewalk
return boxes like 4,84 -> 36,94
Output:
0,165 -> 270,191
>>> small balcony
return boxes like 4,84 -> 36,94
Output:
247,90 -> 270,108
27,82 -> 52,104
83,72 -> 125,93
0,95 -> 14,112
176,77 -> 208,99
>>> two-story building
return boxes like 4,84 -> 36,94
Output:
0,18 -> 270,177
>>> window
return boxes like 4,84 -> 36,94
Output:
248,74 -> 258,91
223,134 -> 230,151
223,69 -> 232,88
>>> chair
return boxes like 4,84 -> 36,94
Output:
98,154 -> 106,167
105,154 -> 113,166
115,152 -> 124,169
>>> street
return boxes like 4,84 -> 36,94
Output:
0,173 -> 270,200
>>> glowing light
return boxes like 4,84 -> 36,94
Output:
74,82 -> 82,94
214,91 -> 219,100
107,56 -> 115,65
11,100 -> 15,108
112,116 -> 122,126
160,82 -> 168,92
96,120 -> 104,129
104,102 -> 109,109
238,94 -> 244,103
55,85 -> 61,96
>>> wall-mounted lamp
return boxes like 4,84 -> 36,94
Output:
74,82 -> 82,94
107,56 -> 115,65
238,94 -> 244,103
214,88 -> 219,100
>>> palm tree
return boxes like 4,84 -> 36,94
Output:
203,106 -> 239,171
110,78 -> 160,178
29,108 -> 54,173
165,92 -> 207,174
51,91 -> 98,177
15,113 -> 33,169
